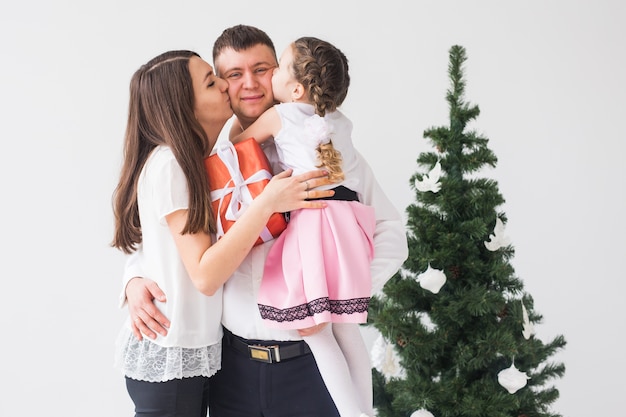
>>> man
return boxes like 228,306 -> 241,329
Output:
123,25 -> 408,417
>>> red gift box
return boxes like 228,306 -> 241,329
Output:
205,138 -> 287,246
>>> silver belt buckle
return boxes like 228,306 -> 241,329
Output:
248,345 -> 281,363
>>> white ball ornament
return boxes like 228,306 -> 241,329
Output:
410,409 -> 435,417
418,264 -> 447,294
497,362 -> 530,394
370,334 -> 406,381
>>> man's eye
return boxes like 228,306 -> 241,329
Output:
227,72 -> 241,79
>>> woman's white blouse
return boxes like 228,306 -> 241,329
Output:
115,146 -> 222,382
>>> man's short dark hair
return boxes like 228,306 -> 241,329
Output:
212,24 -> 276,64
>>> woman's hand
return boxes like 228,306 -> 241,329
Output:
259,169 -> 335,214
125,277 -> 170,340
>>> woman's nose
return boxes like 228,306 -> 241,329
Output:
219,78 -> 229,91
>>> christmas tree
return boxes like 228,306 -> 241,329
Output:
367,45 -> 566,417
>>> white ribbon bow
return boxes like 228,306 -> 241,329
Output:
209,141 -> 274,240
303,114 -> 331,146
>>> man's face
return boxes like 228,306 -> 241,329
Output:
215,44 -> 277,129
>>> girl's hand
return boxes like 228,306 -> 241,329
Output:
259,169 -> 335,214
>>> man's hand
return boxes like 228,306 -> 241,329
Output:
126,277 -> 170,340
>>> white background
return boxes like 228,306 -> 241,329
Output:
1,1 -> 624,416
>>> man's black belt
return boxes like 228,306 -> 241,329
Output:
223,328 -> 312,364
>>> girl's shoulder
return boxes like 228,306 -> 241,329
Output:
275,102 -> 315,117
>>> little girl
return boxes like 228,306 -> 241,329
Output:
232,36 -> 375,417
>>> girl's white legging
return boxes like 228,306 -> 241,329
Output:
303,323 -> 374,417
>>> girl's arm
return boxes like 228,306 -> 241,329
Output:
231,106 -> 281,144
167,169 -> 332,296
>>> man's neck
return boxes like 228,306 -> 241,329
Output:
228,117 -> 246,140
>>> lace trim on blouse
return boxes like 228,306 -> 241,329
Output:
115,327 -> 221,382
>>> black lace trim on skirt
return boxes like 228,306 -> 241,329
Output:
258,297 -> 370,323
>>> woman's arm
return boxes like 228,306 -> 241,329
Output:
172,169 -> 334,296
124,169 -> 334,338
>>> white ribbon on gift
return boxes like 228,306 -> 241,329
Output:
209,141 -> 275,242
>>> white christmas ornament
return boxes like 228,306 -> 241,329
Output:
497,362 -> 530,394
521,301 -> 535,340
418,264 -> 447,294
371,334 -> 406,381
410,409 -> 435,417
484,217 -> 511,251
415,161 -> 442,193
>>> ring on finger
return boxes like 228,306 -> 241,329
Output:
305,180 -> 310,190
134,318 -> 142,324
306,190 -> 310,199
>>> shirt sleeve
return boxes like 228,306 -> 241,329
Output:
117,249 -> 144,309
152,152 -> 189,226
354,151 -> 408,295
117,148 -> 189,308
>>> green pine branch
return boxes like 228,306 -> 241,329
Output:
368,45 -> 566,417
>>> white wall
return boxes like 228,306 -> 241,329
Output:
1,1 -> 623,416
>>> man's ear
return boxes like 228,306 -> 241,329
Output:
292,83 -> 305,101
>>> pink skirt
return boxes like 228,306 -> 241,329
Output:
258,200 -> 376,329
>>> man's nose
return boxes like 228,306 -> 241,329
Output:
242,72 -> 257,88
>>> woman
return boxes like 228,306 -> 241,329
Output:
111,50 -> 333,417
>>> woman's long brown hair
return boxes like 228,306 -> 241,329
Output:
111,50 -> 216,254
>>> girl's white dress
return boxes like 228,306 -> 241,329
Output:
257,103 -> 376,329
